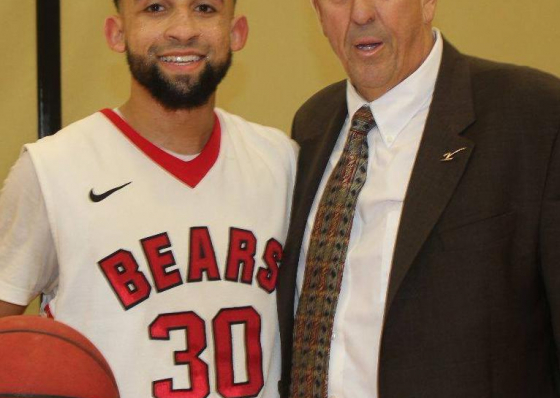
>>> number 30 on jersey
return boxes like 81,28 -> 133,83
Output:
150,306 -> 264,398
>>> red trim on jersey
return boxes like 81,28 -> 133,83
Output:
44,304 -> 54,319
100,108 -> 221,188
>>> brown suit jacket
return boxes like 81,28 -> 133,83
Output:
277,40 -> 560,397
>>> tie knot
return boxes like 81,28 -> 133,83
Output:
350,105 -> 375,134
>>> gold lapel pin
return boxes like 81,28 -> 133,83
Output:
440,147 -> 467,162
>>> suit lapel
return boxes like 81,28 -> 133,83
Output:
277,82 -> 348,339
385,42 -> 477,312
288,84 -> 348,258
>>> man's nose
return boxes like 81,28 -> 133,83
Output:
163,10 -> 200,43
351,0 -> 377,25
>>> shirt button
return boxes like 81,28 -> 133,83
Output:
331,332 -> 337,341
386,135 -> 395,143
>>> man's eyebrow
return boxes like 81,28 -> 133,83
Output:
132,0 -> 227,4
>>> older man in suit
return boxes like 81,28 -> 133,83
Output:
277,0 -> 560,397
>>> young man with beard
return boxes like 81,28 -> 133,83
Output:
0,1 -> 297,397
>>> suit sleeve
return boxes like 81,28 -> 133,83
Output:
0,150 -> 58,305
291,107 -> 305,145
540,116 -> 560,363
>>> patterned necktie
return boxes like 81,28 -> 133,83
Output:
290,105 -> 375,398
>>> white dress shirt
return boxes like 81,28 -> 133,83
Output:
296,29 -> 444,398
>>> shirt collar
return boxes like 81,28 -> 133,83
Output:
346,28 -> 444,146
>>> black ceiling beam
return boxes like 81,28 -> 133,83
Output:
36,0 -> 62,138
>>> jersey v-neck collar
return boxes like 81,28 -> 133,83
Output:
100,108 -> 221,188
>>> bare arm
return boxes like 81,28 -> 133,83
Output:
0,300 -> 26,317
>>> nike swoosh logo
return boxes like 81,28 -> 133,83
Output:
89,182 -> 132,203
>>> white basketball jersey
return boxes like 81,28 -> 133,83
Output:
24,109 -> 297,398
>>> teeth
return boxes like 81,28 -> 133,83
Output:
357,43 -> 380,50
160,55 -> 203,63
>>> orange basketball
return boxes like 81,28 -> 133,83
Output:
0,316 -> 119,398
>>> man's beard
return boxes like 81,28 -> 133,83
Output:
126,49 -> 232,111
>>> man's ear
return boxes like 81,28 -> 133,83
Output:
311,0 -> 327,36
311,0 -> 322,21
230,15 -> 249,52
422,0 -> 437,24
104,15 -> 126,53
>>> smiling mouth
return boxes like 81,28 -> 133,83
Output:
159,55 -> 205,65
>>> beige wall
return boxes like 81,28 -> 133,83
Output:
51,0 -> 560,133
1,1 -> 559,314
59,0 -> 345,130
58,0 -> 560,134
435,1 -> 560,73
0,0 -> 37,184
61,1 -> 129,127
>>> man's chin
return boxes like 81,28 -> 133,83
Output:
156,68 -> 200,89
127,50 -> 232,110
149,80 -> 215,111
